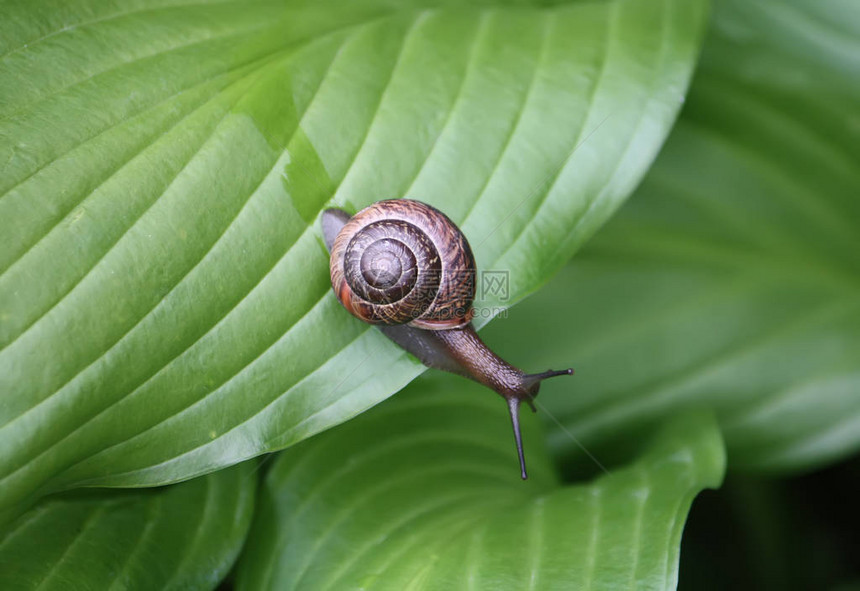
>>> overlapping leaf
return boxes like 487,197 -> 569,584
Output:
234,374 -> 725,590
0,0 -> 708,521
0,461 -> 256,590
484,0 -> 860,474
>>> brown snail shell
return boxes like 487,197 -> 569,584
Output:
328,199 -> 475,329
322,199 -> 573,479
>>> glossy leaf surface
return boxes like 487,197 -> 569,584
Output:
0,0 -> 708,520
0,462 -> 256,590
235,375 -> 725,590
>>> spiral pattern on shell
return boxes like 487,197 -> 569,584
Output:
329,199 -> 476,329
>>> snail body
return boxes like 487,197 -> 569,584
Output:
322,199 -> 572,479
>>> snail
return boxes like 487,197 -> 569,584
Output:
321,199 -> 572,479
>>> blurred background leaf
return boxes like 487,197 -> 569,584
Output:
0,461 -> 256,590
234,373 -> 725,590
0,0 -> 707,522
485,0 -> 860,475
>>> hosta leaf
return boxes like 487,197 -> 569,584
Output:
0,461 -> 256,590
484,0 -> 860,474
0,0 -> 708,521
234,374 -> 725,590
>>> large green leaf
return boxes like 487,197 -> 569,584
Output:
0,461 -> 256,590
0,0 -> 708,521
484,0 -> 860,474
234,374 -> 725,590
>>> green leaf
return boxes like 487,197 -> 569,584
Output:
0,0 -> 708,520
234,374 -> 725,590
484,0 -> 860,474
0,461 -> 256,590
